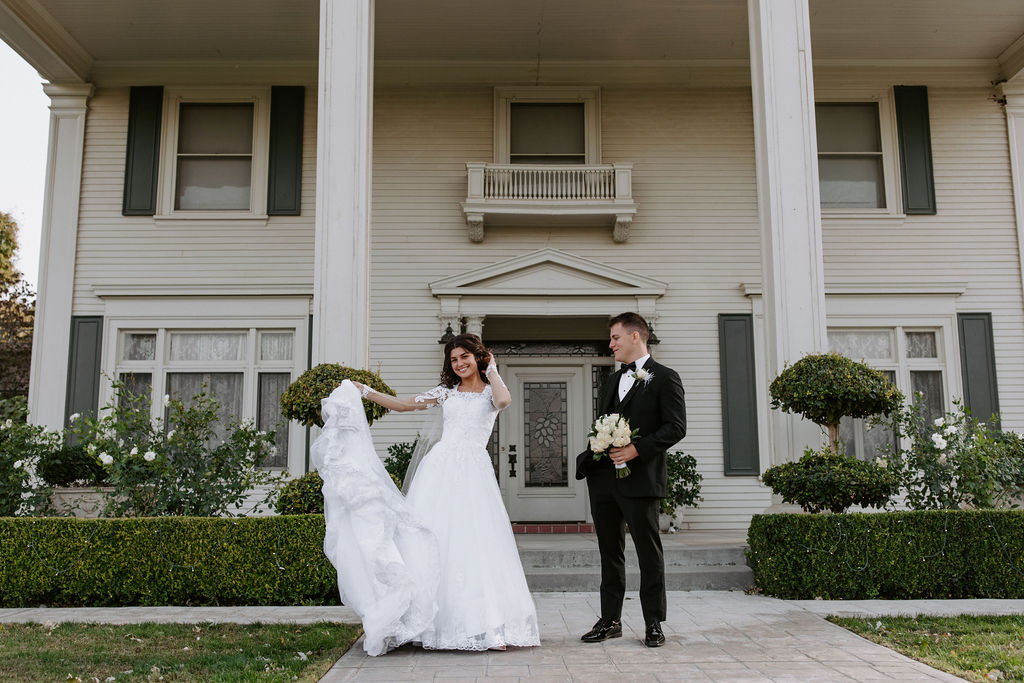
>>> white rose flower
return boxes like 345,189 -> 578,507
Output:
130,446 -> 139,456
874,457 -> 887,468
167,430 -> 176,439
944,424 -> 958,436
163,394 -> 171,407
69,413 -> 81,422
13,460 -> 23,469
931,433 -> 947,450
934,417 -> 945,427
3,419 -> 12,429
143,451 -> 157,462
99,453 -> 114,465
937,454 -> 948,464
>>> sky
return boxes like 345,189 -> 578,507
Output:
0,41 -> 50,290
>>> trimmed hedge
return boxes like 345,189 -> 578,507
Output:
747,510 -> 1024,599
0,515 -> 338,607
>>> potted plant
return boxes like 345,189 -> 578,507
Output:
660,451 -> 702,532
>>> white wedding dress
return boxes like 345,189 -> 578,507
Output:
311,380 -> 540,656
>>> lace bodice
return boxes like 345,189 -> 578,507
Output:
416,384 -> 498,449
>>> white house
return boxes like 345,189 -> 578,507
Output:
3,0 -> 1024,531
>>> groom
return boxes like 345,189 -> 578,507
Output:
576,312 -> 686,648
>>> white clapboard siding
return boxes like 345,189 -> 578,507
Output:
368,86 -> 770,531
67,75 -> 1024,532
72,85 -> 318,315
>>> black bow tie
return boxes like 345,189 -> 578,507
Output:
622,362 -> 637,372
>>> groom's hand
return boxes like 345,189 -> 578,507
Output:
609,444 -> 638,465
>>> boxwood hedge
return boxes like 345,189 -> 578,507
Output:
0,515 -> 339,607
747,510 -> 1024,599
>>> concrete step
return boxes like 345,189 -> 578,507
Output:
525,565 -> 754,592
518,544 -> 748,570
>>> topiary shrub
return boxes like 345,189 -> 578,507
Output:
37,443 -> 108,487
769,352 -> 903,453
761,446 -> 898,513
279,364 -> 395,428
276,471 -> 324,515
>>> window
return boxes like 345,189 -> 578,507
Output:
159,87 -> 270,217
816,103 -> 884,209
828,327 -> 947,460
494,87 -> 600,164
814,89 -> 902,216
509,103 -> 585,165
115,328 -> 294,468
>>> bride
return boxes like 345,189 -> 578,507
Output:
311,333 -> 540,655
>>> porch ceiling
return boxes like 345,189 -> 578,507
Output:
3,0 -> 1024,82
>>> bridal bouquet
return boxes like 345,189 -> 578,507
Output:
589,413 -> 638,478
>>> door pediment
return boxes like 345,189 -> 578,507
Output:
429,248 -> 666,297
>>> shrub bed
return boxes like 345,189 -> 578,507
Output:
747,510 -> 1024,599
0,515 -> 338,607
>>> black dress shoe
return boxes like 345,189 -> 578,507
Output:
644,622 -> 666,647
581,617 -> 622,643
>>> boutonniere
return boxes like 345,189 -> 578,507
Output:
632,368 -> 654,385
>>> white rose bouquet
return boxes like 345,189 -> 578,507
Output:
588,413 -> 638,479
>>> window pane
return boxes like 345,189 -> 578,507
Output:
828,330 -> 893,360
166,372 -> 244,444
816,103 -> 881,153
839,370 -> 897,460
906,331 -> 938,358
122,333 -> 156,361
510,103 -> 585,158
523,381 -> 568,487
178,103 -> 254,155
911,370 -> 944,425
258,373 -> 291,468
819,157 -> 885,209
175,157 -> 252,210
169,332 -> 246,362
259,332 -> 294,361
118,372 -> 152,409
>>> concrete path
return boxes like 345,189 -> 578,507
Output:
8,593 -> 1024,681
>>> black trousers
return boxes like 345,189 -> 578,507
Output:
587,466 -> 666,624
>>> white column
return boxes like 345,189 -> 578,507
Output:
748,0 -> 827,465
28,83 -> 93,430
313,0 -> 374,368
464,315 -> 484,338
1003,83 -> 1024,314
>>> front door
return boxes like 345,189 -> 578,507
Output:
496,362 -> 600,522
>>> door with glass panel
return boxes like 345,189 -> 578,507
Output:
497,365 -> 590,522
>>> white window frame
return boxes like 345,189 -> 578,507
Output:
156,86 -> 271,220
97,296 -> 309,475
814,87 -> 904,218
493,86 -> 601,164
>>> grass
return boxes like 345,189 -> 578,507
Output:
831,615 -> 1024,682
0,621 -> 361,682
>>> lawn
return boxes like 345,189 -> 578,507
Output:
831,615 -> 1024,682
0,621 -> 361,682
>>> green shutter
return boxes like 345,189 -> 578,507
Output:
719,314 -> 760,475
267,86 -> 305,216
893,85 -> 937,215
65,316 -> 104,426
958,313 -> 1000,426
122,86 -> 163,216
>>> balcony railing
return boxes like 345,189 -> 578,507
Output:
462,162 -> 637,242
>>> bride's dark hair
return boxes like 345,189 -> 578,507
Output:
440,333 -> 491,388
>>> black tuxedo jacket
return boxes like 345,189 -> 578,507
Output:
575,357 -> 686,498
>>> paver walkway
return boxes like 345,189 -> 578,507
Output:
9,593 -> 1024,681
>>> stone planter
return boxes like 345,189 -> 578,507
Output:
50,486 -> 112,518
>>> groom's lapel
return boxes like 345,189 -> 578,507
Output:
617,358 -> 653,413
601,370 -> 622,415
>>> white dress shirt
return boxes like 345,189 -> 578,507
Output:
617,353 -> 651,401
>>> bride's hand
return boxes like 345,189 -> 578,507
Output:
484,353 -> 498,375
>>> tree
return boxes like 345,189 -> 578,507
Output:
0,211 -> 35,400
769,352 -> 903,454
